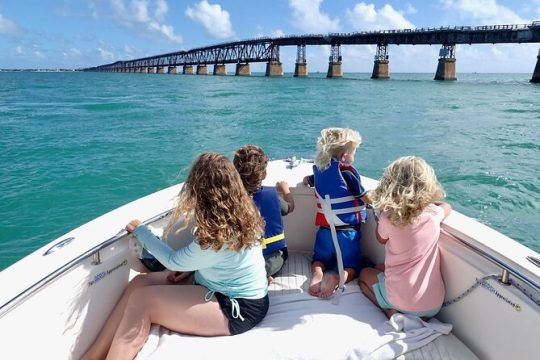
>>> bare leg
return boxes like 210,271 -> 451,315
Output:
81,271 -> 175,360
309,261 -> 325,296
319,268 -> 357,298
359,267 -> 397,319
106,285 -> 229,360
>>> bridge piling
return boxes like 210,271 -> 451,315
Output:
183,65 -> 194,75
147,67 -> 155,74
434,45 -> 457,81
294,45 -> 308,77
235,63 -> 251,76
371,44 -> 390,79
327,44 -> 343,78
196,65 -> 208,75
530,49 -> 540,83
265,61 -> 283,76
168,66 -> 177,74
213,64 -> 227,75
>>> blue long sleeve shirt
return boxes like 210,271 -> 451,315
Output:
133,225 -> 268,299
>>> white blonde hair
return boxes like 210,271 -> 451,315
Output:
371,156 -> 445,226
315,128 -> 362,170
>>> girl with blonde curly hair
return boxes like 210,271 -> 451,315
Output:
359,156 -> 452,319
82,152 -> 268,360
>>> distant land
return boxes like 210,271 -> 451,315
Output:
0,69 -> 78,72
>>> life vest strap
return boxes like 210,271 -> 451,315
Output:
316,206 -> 365,215
262,233 -> 285,249
315,190 -> 356,204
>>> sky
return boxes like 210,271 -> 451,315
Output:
1,0 -> 539,72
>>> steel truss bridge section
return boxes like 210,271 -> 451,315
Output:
89,22 -> 540,72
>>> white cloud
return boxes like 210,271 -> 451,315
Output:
16,46 -> 24,54
185,0 -> 235,39
288,0 -> 340,33
98,47 -> 115,61
346,3 -> 415,31
0,13 -> 19,34
110,0 -> 182,43
155,0 -> 168,22
34,51 -> 45,59
441,0 -> 528,24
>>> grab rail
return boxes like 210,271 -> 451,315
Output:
442,228 -> 540,297
0,209 -> 172,318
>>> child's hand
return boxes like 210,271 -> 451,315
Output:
167,271 -> 192,284
276,181 -> 290,194
125,219 -> 142,233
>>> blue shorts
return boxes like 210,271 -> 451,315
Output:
312,227 -> 361,272
373,272 -> 441,318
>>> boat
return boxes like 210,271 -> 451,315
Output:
1,158 -> 539,359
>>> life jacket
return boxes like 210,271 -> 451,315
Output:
313,160 -> 366,227
252,186 -> 286,255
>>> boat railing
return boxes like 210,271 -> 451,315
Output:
442,227 -> 540,307
0,209 -> 173,318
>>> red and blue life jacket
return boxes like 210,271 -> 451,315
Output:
313,160 -> 366,227
253,186 -> 286,255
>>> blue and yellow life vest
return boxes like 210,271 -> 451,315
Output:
253,186 -> 286,255
313,160 -> 366,227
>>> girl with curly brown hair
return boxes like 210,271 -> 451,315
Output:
82,152 -> 268,360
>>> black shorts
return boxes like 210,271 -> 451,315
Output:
214,292 -> 269,335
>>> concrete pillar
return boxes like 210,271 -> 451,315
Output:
294,45 -> 308,77
434,45 -> 456,81
147,67 -> 156,74
294,63 -> 308,77
196,64 -> 208,75
157,66 -> 165,74
168,66 -> 177,74
327,44 -> 343,78
265,61 -> 283,76
327,63 -> 343,78
235,63 -> 251,76
372,60 -> 389,79
183,65 -> 194,75
530,49 -> 540,83
213,64 -> 227,75
371,44 -> 389,79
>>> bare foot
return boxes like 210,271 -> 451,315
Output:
309,268 -> 324,296
320,273 -> 339,298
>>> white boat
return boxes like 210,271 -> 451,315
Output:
1,158 -> 539,359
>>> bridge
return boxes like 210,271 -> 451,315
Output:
85,22 -> 540,82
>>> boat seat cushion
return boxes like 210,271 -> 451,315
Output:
136,251 -> 478,360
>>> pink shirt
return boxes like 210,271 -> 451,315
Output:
378,204 -> 445,311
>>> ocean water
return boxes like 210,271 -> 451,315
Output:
0,71 -> 539,270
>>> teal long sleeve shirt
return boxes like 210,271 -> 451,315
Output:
133,225 -> 268,299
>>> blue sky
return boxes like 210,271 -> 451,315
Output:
1,0 -> 539,72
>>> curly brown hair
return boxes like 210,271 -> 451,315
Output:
166,152 -> 264,251
233,145 -> 269,195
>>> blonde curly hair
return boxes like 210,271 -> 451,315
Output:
315,128 -> 362,170
233,145 -> 269,195
165,152 -> 264,251
371,156 -> 445,226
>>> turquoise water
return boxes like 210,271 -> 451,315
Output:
0,71 -> 539,270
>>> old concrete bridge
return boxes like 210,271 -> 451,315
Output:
86,22 -> 540,82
